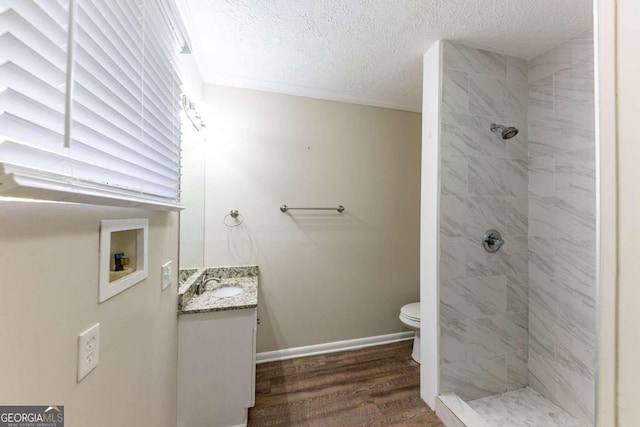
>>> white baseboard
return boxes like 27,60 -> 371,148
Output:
256,331 -> 415,364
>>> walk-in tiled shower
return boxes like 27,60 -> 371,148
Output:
436,30 -> 595,427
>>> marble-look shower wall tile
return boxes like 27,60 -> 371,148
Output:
468,158 -> 527,198
442,157 -> 468,196
443,41 -> 507,78
440,196 -> 468,238
529,76 -> 553,122
469,74 -> 528,119
440,275 -> 507,320
528,236 -> 556,282
466,197 -> 507,237
506,133 -> 528,160
507,57 -> 529,84
507,310 -> 528,344
440,236 -> 468,280
441,112 -> 506,158
528,48 -> 557,84
554,60 -> 595,104
440,315 -> 468,364
555,328 -> 596,382
557,291 -> 596,357
554,351 -> 595,423
468,75 -> 505,117
570,372 -> 595,423
555,148 -> 596,195
527,30 -> 592,86
468,156 -> 505,197
466,316 -> 513,358
465,250 -> 510,278
555,102 -> 596,131
528,348 -> 559,401
529,120 -> 594,158
504,160 -> 528,197
554,238 -> 596,290
555,190 -> 596,239
531,273 -> 557,313
528,196 -> 560,237
528,276 -> 557,319
502,234 -> 528,273
555,29 -> 594,73
507,350 -> 529,390
465,234 -> 527,278
529,303 -> 556,361
440,196 -> 506,239
442,69 -> 469,113
466,312 -> 528,359
507,273 -> 528,314
441,354 -> 507,401
529,156 -> 555,197
554,322 -> 596,424
527,29 -> 595,425
439,41 -> 529,401
507,198 -> 528,236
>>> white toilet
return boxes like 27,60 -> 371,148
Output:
399,302 -> 421,363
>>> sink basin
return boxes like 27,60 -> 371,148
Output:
210,286 -> 243,298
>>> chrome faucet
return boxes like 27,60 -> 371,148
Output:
195,276 -> 221,295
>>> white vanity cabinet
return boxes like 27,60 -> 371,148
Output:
177,307 -> 257,427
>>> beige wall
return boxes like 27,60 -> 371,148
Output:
0,201 -> 179,427
615,0 -> 640,425
199,85 -> 422,352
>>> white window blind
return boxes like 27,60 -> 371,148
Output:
0,0 -> 186,209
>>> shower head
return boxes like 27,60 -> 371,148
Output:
490,123 -> 519,139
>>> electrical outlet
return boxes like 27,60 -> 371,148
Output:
161,260 -> 173,290
77,323 -> 100,382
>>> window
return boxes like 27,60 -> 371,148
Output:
0,0 -> 190,209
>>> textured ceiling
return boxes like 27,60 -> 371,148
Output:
178,0 -> 592,112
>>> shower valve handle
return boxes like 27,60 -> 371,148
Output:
489,236 -> 504,245
483,229 -> 505,253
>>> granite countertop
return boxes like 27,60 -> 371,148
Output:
178,268 -> 201,287
178,265 -> 259,315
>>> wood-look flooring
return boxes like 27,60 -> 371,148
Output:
248,340 -> 445,427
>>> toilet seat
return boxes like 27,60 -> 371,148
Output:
400,302 -> 420,322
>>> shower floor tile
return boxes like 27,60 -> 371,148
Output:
467,387 -> 588,427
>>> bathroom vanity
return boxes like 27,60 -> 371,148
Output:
177,266 -> 259,427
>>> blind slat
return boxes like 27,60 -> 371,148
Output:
73,67 -> 142,124
71,113 -> 179,176
0,88 -> 65,134
81,1 -> 142,80
0,34 -> 66,89
0,111 -> 64,150
0,62 -> 65,111
72,112 -> 179,174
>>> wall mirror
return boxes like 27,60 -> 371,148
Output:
179,113 -> 206,274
